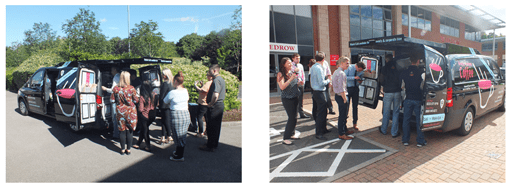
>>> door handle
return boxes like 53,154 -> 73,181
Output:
428,92 -> 436,98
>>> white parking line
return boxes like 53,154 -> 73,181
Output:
270,138 -> 386,181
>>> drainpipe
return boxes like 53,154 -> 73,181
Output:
408,5 -> 411,38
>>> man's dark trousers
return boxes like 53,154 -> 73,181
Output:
312,90 -> 327,135
346,86 -> 359,124
297,85 -> 306,117
206,102 -> 224,148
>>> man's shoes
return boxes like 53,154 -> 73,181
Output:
169,155 -> 184,162
378,126 -> 386,135
417,142 -> 427,147
324,129 -> 331,134
338,134 -> 354,140
315,135 -> 327,140
403,142 -> 409,146
300,114 -> 310,118
199,144 -> 215,152
353,124 -> 359,130
346,130 -> 355,135
392,132 -> 401,138
328,111 -> 336,115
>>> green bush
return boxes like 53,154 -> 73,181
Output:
159,63 -> 241,111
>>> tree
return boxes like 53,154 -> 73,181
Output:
61,8 -> 108,57
6,42 -> 30,68
176,33 -> 205,59
193,31 -> 223,62
159,41 -> 179,58
129,20 -> 164,57
23,22 -> 58,54
109,37 -> 130,55
231,6 -> 242,30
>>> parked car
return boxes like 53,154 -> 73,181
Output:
17,57 -> 172,132
349,35 -> 505,135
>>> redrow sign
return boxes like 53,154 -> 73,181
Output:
270,43 -> 299,53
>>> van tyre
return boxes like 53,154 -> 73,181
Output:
69,123 -> 81,132
19,99 -> 29,116
457,107 -> 474,136
498,96 -> 505,112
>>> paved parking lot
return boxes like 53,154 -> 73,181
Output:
270,92 -> 505,183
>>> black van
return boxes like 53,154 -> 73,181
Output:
17,57 -> 172,132
349,35 -> 505,135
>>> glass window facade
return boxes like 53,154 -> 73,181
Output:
440,16 -> 460,37
482,43 -> 499,52
350,5 -> 393,41
464,25 -> 482,41
402,5 -> 432,31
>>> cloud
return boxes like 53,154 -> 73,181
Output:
164,17 -> 198,23
100,18 -> 107,23
109,27 -> 119,30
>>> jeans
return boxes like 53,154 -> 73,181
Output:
381,92 -> 401,136
402,99 -> 426,144
346,87 -> 359,124
335,94 -> 348,136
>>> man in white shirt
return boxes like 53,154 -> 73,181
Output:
101,66 -> 120,138
292,53 -> 310,118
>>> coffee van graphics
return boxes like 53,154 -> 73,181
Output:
473,64 -> 494,109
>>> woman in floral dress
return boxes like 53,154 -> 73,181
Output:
110,71 -> 139,155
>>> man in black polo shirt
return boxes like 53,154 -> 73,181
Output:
400,55 -> 427,147
199,64 -> 226,152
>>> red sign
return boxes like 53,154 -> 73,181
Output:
330,55 -> 339,66
440,36 -> 460,45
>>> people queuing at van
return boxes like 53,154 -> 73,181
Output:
400,55 -> 427,147
277,57 -> 303,145
332,56 -> 354,140
379,54 -> 402,138
318,51 -> 335,115
194,71 -> 213,138
310,52 -> 331,140
163,71 -> 190,161
158,68 -> 174,144
133,81 -> 158,152
199,64 -> 226,152
291,53 -> 309,119
102,66 -> 121,139
110,71 -> 139,155
344,61 -> 366,131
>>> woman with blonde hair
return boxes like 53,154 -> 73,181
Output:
158,68 -> 174,144
110,71 -> 139,155
164,71 -> 190,161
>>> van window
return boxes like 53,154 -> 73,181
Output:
31,70 -> 45,87
56,68 -> 78,89
488,59 -> 500,78
425,49 -> 445,84
452,58 -> 492,84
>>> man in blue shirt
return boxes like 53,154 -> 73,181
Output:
310,52 -> 331,140
344,62 -> 365,130
400,55 -> 427,147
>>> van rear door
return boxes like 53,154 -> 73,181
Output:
77,66 -> 98,125
422,46 -> 447,131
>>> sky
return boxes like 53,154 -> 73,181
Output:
5,5 -> 240,46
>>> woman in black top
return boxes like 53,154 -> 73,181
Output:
158,68 -> 174,144
277,57 -> 303,145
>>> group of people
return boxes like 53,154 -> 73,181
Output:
101,64 -> 227,161
278,52 -> 427,147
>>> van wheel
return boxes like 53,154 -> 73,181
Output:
498,96 -> 505,112
19,99 -> 29,116
457,107 -> 473,136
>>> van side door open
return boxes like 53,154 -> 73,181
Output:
422,46 -> 447,130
